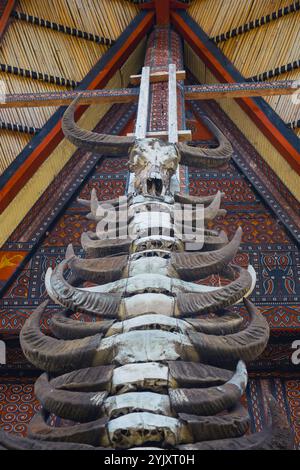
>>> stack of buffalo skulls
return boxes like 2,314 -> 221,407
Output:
0,99 -> 293,450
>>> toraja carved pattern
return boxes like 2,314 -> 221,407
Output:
1,88 -> 139,108
185,80 -> 299,96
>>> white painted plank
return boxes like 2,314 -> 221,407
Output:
168,64 -> 178,144
135,66 -> 150,139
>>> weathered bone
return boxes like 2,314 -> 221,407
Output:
133,234 -> 183,252
177,117 -> 233,168
121,293 -> 175,319
48,260 -> 254,319
128,256 -> 175,278
129,138 -> 179,197
96,330 -> 199,365
187,298 -> 270,364
13,90 -> 281,450
104,392 -> 172,418
107,314 -> 193,336
111,362 -> 169,394
79,271 -> 253,296
169,360 -> 247,415
62,97 -> 134,156
107,412 -> 190,448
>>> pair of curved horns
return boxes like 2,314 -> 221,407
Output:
62,99 -> 232,168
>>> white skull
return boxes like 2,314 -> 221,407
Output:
129,139 -> 180,197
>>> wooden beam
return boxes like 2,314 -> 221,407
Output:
2,79 -> 296,110
168,64 -> 178,143
130,69 -> 186,85
127,130 -> 192,141
0,11 -> 155,213
0,0 -> 16,41
185,80 -> 300,100
135,66 -> 150,138
155,0 -> 170,25
171,11 -> 300,175
2,79 -> 296,111
0,88 -> 139,109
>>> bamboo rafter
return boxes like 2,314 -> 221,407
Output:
211,1 -> 300,44
287,119 -> 300,129
0,120 -> 40,134
11,10 -> 115,46
248,59 -> 300,81
0,63 -> 79,87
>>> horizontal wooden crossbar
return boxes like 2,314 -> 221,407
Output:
127,130 -> 192,140
0,88 -> 139,108
185,80 -> 300,100
130,69 -> 186,85
1,80 -> 298,109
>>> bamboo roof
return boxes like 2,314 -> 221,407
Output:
188,0 -> 300,137
0,0 -> 139,174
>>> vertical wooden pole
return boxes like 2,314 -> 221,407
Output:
168,64 -> 178,143
135,66 -> 150,138
168,64 -> 180,194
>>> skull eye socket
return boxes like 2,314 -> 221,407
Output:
147,177 -> 163,196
